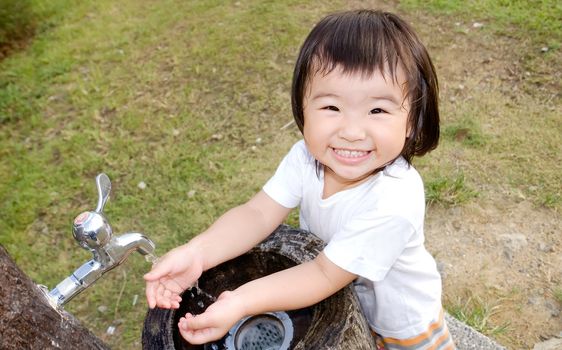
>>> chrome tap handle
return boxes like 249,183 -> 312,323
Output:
95,173 -> 111,213
72,173 -> 113,251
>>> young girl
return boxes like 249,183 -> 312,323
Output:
145,9 -> 454,350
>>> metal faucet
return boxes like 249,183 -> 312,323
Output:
46,173 -> 155,308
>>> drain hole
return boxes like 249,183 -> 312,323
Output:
235,314 -> 285,350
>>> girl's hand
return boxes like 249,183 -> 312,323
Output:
144,244 -> 204,309
178,291 -> 246,344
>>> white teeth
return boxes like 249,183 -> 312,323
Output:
334,149 -> 368,158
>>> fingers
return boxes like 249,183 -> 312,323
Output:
178,313 -> 224,345
145,281 -> 158,308
145,258 -> 171,308
143,260 -> 172,281
155,284 -> 183,309
146,279 -> 183,309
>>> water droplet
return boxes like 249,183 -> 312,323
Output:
145,253 -> 159,265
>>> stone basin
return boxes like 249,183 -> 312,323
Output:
142,225 -> 375,349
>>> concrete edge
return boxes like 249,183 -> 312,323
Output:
445,313 -> 506,350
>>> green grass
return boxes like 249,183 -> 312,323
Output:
554,287 -> 562,305
400,0 -> 562,46
442,117 -> 487,148
425,172 -> 478,206
447,294 -> 510,337
0,1 -> 560,349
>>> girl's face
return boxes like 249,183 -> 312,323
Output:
303,65 -> 410,193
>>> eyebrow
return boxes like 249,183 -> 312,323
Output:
370,94 -> 401,105
310,92 -> 402,106
308,92 -> 335,101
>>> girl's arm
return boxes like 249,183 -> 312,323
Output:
145,190 -> 291,309
191,189 -> 292,270
178,252 -> 357,344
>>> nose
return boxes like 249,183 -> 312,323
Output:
337,115 -> 366,142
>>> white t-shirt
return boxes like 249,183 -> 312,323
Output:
263,140 -> 442,339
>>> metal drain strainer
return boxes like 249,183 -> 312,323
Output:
223,312 -> 293,350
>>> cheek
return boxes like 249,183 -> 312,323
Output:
302,112 -> 318,139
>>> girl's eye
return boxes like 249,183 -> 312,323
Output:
370,108 -> 385,114
323,105 -> 339,112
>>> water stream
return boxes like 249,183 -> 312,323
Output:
145,252 -> 159,266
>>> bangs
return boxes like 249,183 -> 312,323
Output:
306,10 -> 414,86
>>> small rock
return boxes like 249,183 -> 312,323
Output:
527,296 -> 542,305
211,133 -> 223,140
251,145 -> 257,151
533,337 -> 562,350
452,220 -> 462,230
541,46 -> 549,53
255,137 -> 262,144
473,22 -> 484,28
499,233 -> 528,250
545,300 -> 560,317
138,181 -> 147,190
436,260 -> 447,278
538,241 -> 554,253
172,129 -> 180,136
98,305 -> 108,313
106,325 -> 116,335
499,233 -> 527,260
187,190 -> 196,198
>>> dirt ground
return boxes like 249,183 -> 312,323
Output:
427,200 -> 561,348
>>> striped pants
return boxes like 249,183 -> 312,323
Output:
373,310 -> 455,350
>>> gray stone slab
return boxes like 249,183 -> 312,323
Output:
446,313 -> 506,350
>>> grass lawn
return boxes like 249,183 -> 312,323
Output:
1,1 -> 560,348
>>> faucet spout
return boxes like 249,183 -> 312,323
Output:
105,232 -> 156,266
47,233 -> 155,308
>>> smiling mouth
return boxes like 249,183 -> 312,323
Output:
332,148 -> 371,158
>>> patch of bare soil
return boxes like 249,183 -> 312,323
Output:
426,199 -> 561,348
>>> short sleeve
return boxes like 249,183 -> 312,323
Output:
323,213 -> 415,282
262,141 -> 307,209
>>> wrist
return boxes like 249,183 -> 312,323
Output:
228,289 -> 251,318
184,237 -> 207,270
